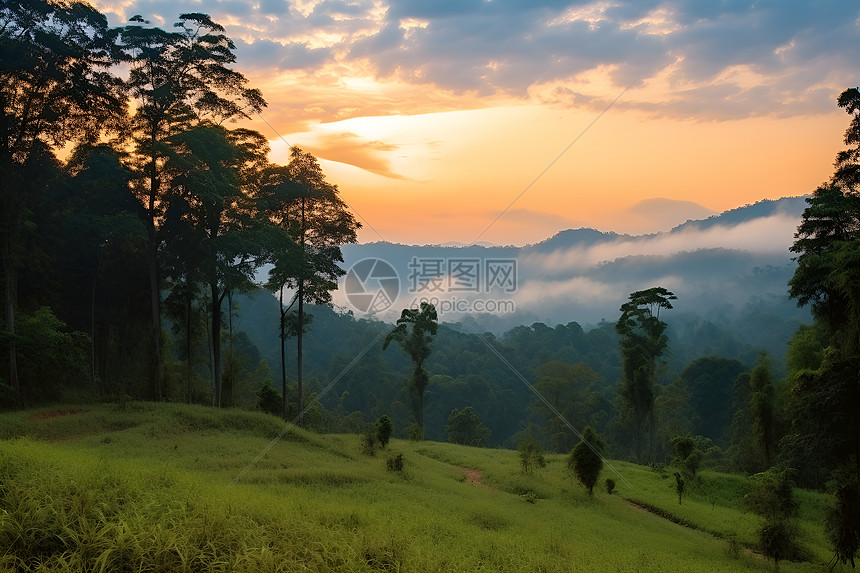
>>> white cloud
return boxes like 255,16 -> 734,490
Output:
521,213 -> 799,275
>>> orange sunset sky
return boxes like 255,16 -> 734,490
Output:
92,0 -> 857,246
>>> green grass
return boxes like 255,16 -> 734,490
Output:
0,403 -> 845,571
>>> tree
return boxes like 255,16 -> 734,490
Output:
383,302 -> 438,435
518,427 -> 546,474
118,12 -> 265,400
745,467 -> 800,569
162,125 -> 270,406
530,360 -> 606,453
375,415 -> 393,448
670,434 -> 702,479
0,0 -> 126,400
445,406 -> 491,447
568,426 -> 604,495
826,471 -> 860,569
615,287 -> 677,461
262,147 -> 360,423
748,354 -> 776,468
787,88 -> 860,566
63,143 -> 145,394
679,356 -> 746,445
672,472 -> 685,505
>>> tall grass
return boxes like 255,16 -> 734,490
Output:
0,403 -> 842,571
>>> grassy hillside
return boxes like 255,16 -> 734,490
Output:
0,403 -> 841,572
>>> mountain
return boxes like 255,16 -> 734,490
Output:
235,196 -> 812,445
334,196 -> 811,333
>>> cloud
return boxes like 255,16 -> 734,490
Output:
520,213 -> 799,275
91,0 -> 859,121
299,132 -> 406,178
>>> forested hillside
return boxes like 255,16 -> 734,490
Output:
3,2 -> 860,567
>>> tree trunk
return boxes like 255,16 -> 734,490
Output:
280,287 -> 287,418
186,286 -> 192,404
225,290 -> 234,407
297,195 -> 306,425
5,265 -> 18,401
147,141 -> 162,401
147,235 -> 162,401
297,279 -> 304,425
210,282 -> 222,407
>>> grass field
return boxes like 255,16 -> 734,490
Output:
0,403 -> 844,572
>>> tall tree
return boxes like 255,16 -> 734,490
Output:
262,147 -> 360,423
163,125 -> 269,407
383,302 -> 438,436
615,287 -> 676,461
63,144 -> 144,391
118,13 -> 265,400
787,87 -> 860,567
0,0 -> 126,400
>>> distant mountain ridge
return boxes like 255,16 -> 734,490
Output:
335,195 -> 811,339
669,195 -> 808,232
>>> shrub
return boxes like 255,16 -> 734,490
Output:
375,415 -> 393,449
826,470 -> 860,568
671,434 -> 703,478
568,426 -> 604,495
518,431 -> 546,474
256,383 -> 282,417
444,406 -> 491,447
361,427 -> 377,456
745,466 -> 803,567
386,452 -> 404,472
406,422 -> 424,442
605,478 -> 616,495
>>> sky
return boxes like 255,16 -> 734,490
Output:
91,0 -> 858,246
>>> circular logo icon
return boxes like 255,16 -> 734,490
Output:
344,258 -> 399,313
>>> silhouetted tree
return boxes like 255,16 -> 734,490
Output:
0,1 -> 126,400
383,303 -> 438,435
615,287 -> 676,461
162,125 -> 270,405
118,12 -> 265,399
261,148 -> 359,423
787,88 -> 860,566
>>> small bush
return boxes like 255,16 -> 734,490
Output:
386,452 -> 404,472
256,383 -> 282,417
406,422 -> 424,442
605,478 -> 616,495
361,427 -> 377,456
518,432 -> 546,474
376,415 -> 393,449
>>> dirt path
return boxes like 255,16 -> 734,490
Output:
461,468 -> 483,485
27,408 -> 87,421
